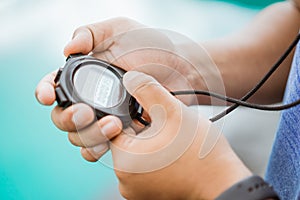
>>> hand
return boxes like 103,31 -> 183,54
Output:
34,70 -> 251,199
63,17 -> 224,105
34,17 -> 191,161
35,69 -> 251,199
35,70 -> 121,161
35,17 -> 224,161
107,71 -> 251,199
64,17 -> 193,100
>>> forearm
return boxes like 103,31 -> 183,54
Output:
201,1 -> 300,104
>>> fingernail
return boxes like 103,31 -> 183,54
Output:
93,143 -> 108,153
72,104 -> 94,128
36,84 -> 54,105
123,71 -> 142,82
100,116 -> 122,140
123,71 -> 144,94
101,119 -> 120,138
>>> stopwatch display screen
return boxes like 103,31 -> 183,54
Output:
73,64 -> 125,108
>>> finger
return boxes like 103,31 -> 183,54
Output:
68,115 -> 122,147
110,125 -> 137,149
35,71 -> 57,105
122,71 -> 180,116
51,103 -> 95,132
64,26 -> 95,56
63,19 -> 116,57
64,17 -> 144,57
80,143 -> 109,162
131,119 -> 147,133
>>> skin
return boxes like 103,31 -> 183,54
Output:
110,71 -> 251,199
202,1 -> 300,104
35,1 -> 300,199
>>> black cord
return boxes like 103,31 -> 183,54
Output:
171,90 -> 300,111
139,88 -> 300,126
135,110 -> 150,126
209,33 -> 300,122
135,106 -> 150,126
138,33 -> 300,125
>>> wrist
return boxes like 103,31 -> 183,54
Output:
185,134 -> 252,199
201,157 -> 252,199
211,163 -> 252,199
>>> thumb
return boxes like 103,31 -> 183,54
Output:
123,71 -> 180,116
63,17 -> 136,57
111,71 -> 198,173
63,28 -> 94,56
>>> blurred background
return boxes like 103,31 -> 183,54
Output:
0,0 -> 282,199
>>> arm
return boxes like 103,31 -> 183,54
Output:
201,1 -> 300,104
35,2 -> 297,199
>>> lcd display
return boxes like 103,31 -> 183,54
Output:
73,64 -> 124,108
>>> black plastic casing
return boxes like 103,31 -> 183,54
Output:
54,54 -> 139,128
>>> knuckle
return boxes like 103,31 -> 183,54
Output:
60,110 -> 75,130
81,148 -> 98,162
51,106 -> 77,131
111,133 -> 134,151
134,81 -> 159,97
68,132 -> 81,147
83,155 -> 97,162
51,107 -> 63,128
73,26 -> 88,37
114,16 -> 131,23
128,77 -> 158,96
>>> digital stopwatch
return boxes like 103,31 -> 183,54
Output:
54,54 -> 147,127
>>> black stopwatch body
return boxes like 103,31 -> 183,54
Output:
54,54 -> 139,127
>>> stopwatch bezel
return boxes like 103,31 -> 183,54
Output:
54,55 -> 138,127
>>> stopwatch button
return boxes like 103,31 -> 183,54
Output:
66,53 -> 84,61
55,87 -> 69,107
54,68 -> 63,83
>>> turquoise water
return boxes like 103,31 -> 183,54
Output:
215,0 -> 281,8
0,41 -> 119,199
0,0 -> 272,199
